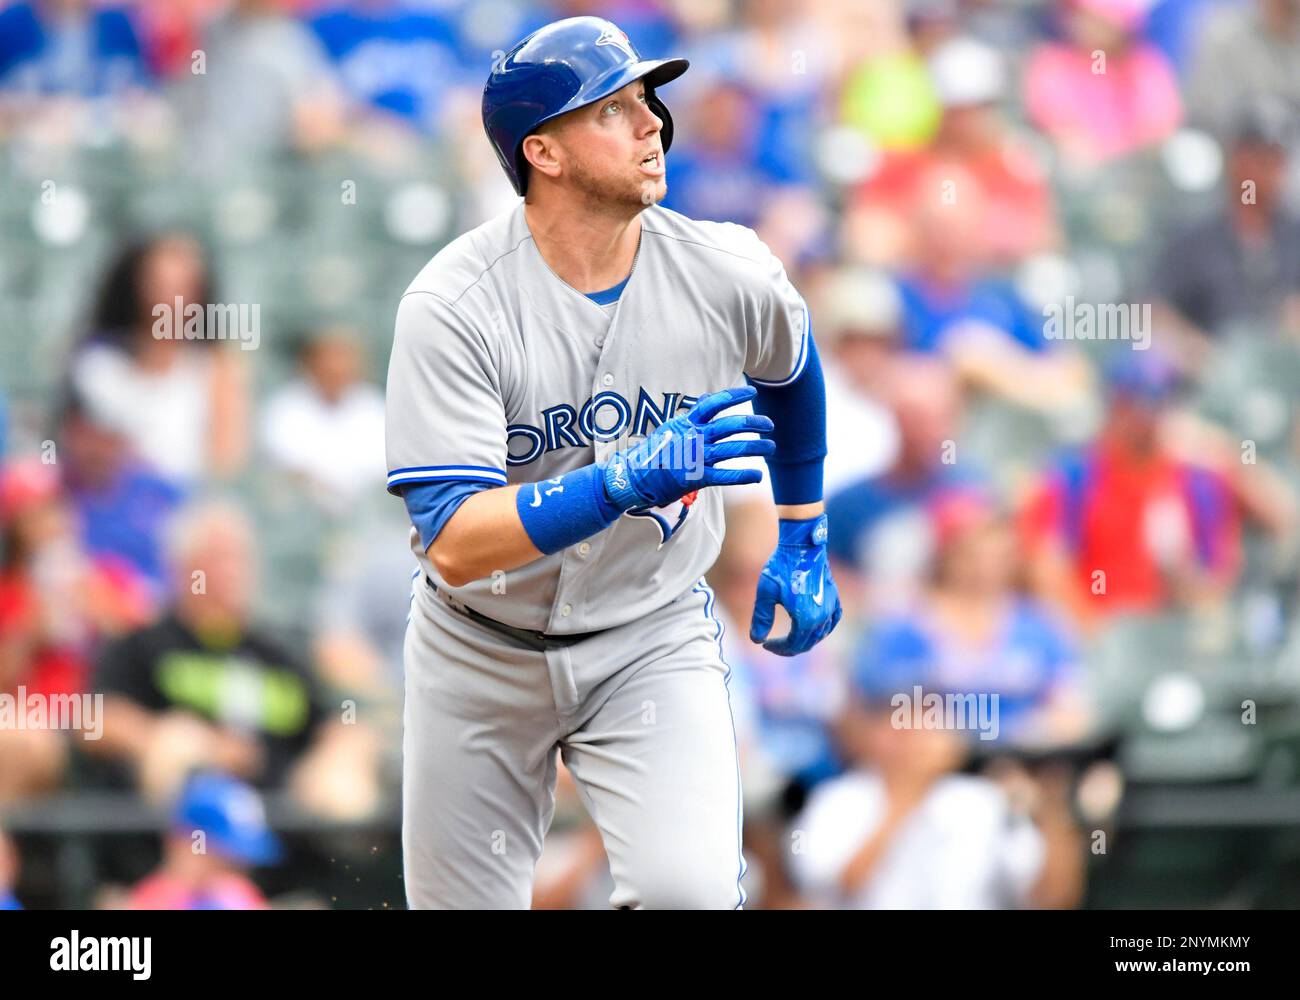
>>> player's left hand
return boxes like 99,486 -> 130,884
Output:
749,513 -> 842,656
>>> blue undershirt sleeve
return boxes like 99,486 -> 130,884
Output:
748,335 -> 828,505
401,479 -> 491,552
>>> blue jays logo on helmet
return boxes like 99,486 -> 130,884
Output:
595,24 -> 636,59
481,16 -> 689,195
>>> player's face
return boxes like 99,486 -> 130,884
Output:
555,81 -> 667,209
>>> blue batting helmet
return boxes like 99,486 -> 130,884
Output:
482,16 -> 689,196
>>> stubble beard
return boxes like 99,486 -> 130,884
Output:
568,156 -> 663,214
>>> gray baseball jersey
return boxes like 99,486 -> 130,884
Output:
384,201 -> 809,633
388,201 -> 808,908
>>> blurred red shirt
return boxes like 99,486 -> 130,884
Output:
1021,435 -> 1240,614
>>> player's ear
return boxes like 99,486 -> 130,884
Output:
520,132 -> 564,186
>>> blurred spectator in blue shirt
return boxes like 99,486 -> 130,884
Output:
894,195 -> 1093,415
688,0 -> 832,186
664,68 -> 830,268
0,0 -> 150,98
310,0 -> 465,133
57,392 -> 184,602
826,357 -> 979,613
853,491 -> 1093,750
894,191 -> 1044,354
663,80 -> 782,229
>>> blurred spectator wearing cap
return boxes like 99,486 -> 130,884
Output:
87,500 -> 381,820
260,328 -> 386,517
57,393 -> 185,602
854,491 -> 1093,750
891,190 -> 1093,415
1186,0 -> 1300,139
1148,103 -> 1300,365
788,672 -> 1084,908
171,0 -> 347,165
0,1 -> 151,101
1023,0 -> 1183,167
825,357 -> 981,613
70,232 -> 249,487
1021,349 -> 1297,627
0,460 -> 150,803
848,36 -> 1060,268
126,772 -> 277,909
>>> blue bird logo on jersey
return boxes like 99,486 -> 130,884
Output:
627,489 -> 698,547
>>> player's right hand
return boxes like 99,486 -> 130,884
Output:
601,385 -> 774,512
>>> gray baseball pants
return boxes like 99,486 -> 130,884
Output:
401,576 -> 746,909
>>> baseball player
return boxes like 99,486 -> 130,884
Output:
385,16 -> 842,909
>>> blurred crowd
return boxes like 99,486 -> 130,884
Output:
2,0 -> 1300,910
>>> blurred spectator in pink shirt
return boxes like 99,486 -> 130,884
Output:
1024,0 -> 1183,167
127,772 -> 277,910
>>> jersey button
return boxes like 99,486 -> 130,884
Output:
595,337 -> 605,348
577,542 -> 591,556
601,372 -> 614,386
560,604 -> 573,617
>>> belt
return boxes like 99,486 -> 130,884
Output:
424,576 -> 607,652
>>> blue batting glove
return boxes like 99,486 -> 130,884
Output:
602,385 -> 775,511
749,513 -> 842,656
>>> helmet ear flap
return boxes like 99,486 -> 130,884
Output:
514,147 -> 532,196
647,89 -> 674,154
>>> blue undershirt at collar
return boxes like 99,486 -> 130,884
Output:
585,274 -> 631,305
